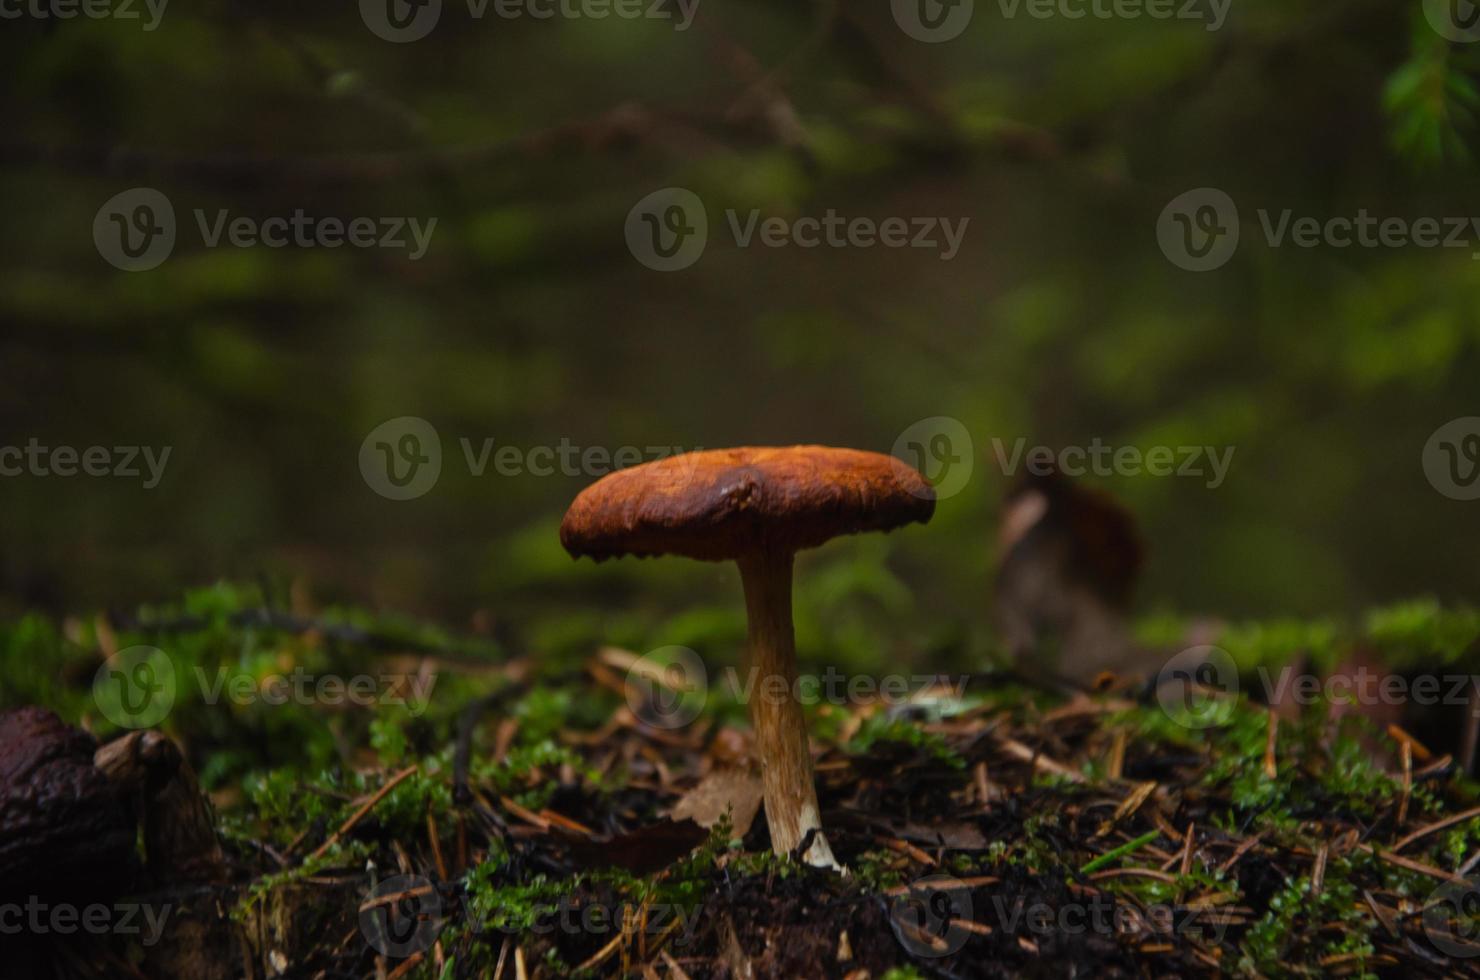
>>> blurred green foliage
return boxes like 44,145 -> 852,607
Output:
1,0 -> 1478,669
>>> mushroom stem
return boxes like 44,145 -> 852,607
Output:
738,549 -> 839,870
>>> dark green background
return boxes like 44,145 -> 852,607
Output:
2,0 -> 1477,661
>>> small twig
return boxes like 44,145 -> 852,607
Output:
1107,729 -> 1127,781
1391,804 -> 1480,854
359,881 -> 436,913
997,735 -> 1085,782
884,875 -> 998,896
385,952 -> 425,980
1462,684 -> 1480,776
1311,845 -> 1329,897
427,809 -> 448,881
575,930 -> 626,973
1359,844 -> 1466,882
1386,724 -> 1433,762
1397,737 -> 1413,830
879,836 -> 937,867
500,795 -> 550,831
1110,781 -> 1158,827
308,765 -> 418,862
974,761 -> 993,806
1263,712 -> 1278,780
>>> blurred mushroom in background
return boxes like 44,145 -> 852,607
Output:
994,467 -> 1153,684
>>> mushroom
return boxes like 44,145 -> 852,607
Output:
560,446 -> 934,868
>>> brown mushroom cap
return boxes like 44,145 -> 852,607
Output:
560,445 -> 935,562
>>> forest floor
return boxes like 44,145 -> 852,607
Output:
5,587 -> 1480,978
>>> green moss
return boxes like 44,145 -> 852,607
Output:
1365,599 -> 1480,667
1239,859 -> 1375,977
845,714 -> 966,771
230,840 -> 372,925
